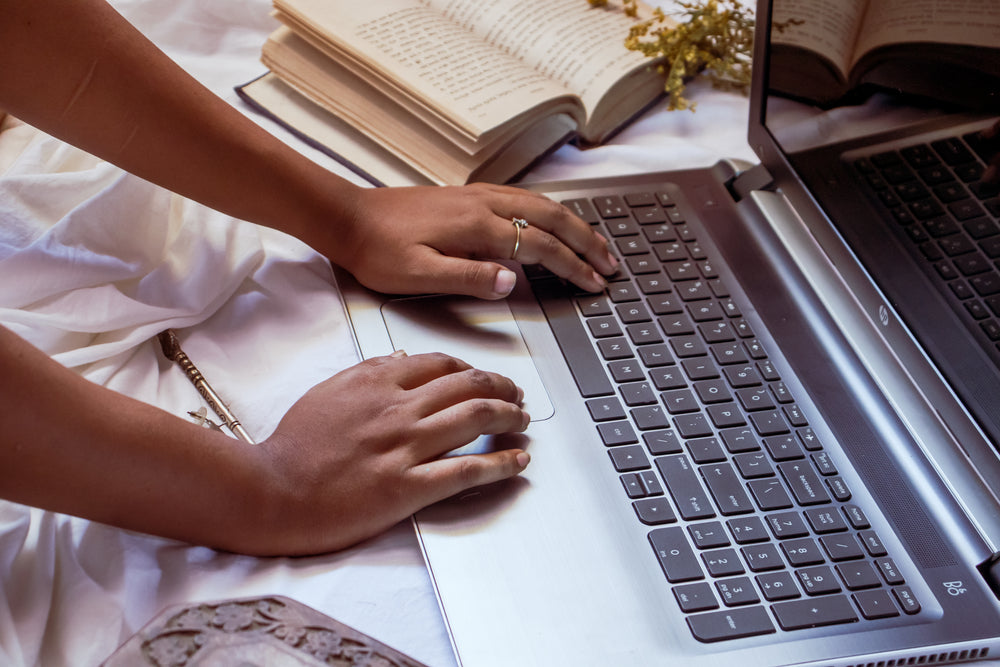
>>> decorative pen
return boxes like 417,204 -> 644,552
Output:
156,329 -> 256,444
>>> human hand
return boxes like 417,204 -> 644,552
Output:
251,352 -> 530,555
329,183 -> 618,300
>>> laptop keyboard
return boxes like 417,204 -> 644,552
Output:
526,188 -> 921,643
853,128 -> 1000,357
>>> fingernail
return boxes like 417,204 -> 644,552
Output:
390,349 -> 408,358
521,410 -> 532,429
516,386 -> 525,404
515,451 -> 530,468
494,268 -> 517,296
592,271 -> 608,292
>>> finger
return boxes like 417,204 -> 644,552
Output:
507,222 -> 610,293
490,188 -> 619,275
364,351 -> 473,391
413,366 -> 523,418
407,448 -> 531,507
394,249 -> 522,300
409,398 -> 529,462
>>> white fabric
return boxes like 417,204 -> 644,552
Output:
0,1 -> 756,665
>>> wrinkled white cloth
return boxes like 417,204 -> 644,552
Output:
0,1 -> 757,665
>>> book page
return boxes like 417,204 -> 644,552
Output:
770,0 -> 868,78
424,0 -> 656,116
854,0 -> 1000,60
274,0 -> 578,137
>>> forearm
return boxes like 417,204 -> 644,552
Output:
0,326 -> 273,552
0,326 -> 533,556
0,0 -> 617,300
0,0 -> 355,257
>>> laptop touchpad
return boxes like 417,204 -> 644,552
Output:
381,295 -> 554,420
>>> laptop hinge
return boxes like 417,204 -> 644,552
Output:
979,552 -> 1000,600
727,163 -> 775,202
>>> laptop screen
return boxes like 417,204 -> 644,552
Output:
749,0 -> 1000,470
762,0 -> 1000,155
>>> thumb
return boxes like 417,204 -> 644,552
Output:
421,255 -> 518,300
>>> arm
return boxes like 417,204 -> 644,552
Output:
0,325 -> 529,555
0,0 -> 578,554
0,0 -> 617,299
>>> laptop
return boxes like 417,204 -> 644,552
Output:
332,1 -> 1000,664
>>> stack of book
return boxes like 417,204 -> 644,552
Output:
240,0 -> 667,186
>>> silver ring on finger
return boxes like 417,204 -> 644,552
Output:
510,217 -> 529,260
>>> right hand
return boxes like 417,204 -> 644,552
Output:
250,351 -> 530,555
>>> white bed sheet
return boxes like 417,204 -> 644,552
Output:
0,1 -> 755,665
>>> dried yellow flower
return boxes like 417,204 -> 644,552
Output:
593,0 -> 754,111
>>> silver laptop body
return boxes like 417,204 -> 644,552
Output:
335,1 -> 1000,664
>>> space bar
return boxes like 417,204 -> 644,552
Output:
532,281 -> 614,398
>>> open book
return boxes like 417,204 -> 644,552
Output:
254,0 -> 667,185
769,0 -> 1000,109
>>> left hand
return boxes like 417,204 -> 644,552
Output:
328,183 -> 619,300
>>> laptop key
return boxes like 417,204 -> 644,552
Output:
609,444 -> 650,472
781,538 -> 825,567
797,565 -> 843,595
561,198 -> 601,224
772,595 -> 859,630
649,526 -> 703,582
657,454 -> 716,520
837,561 -> 882,590
701,463 -> 755,515
875,557 -> 905,585
742,543 -> 784,572
854,589 -> 900,619
757,571 -> 801,601
689,521 -> 730,549
633,497 -> 676,525
826,476 -> 853,501
778,461 -> 832,505
586,397 -> 626,421
716,577 -> 759,606
673,582 -> 718,612
893,585 -> 921,614
643,428 -> 683,454
747,479 -> 794,511
533,282 -> 613,397
632,405 -> 670,430
598,421 -> 638,446
766,511 -> 809,538
686,606 -> 775,642
931,137 -> 975,165
728,516 -> 770,544
735,452 -> 773,479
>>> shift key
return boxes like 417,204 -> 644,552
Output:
657,454 -> 716,520
532,281 -> 614,398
